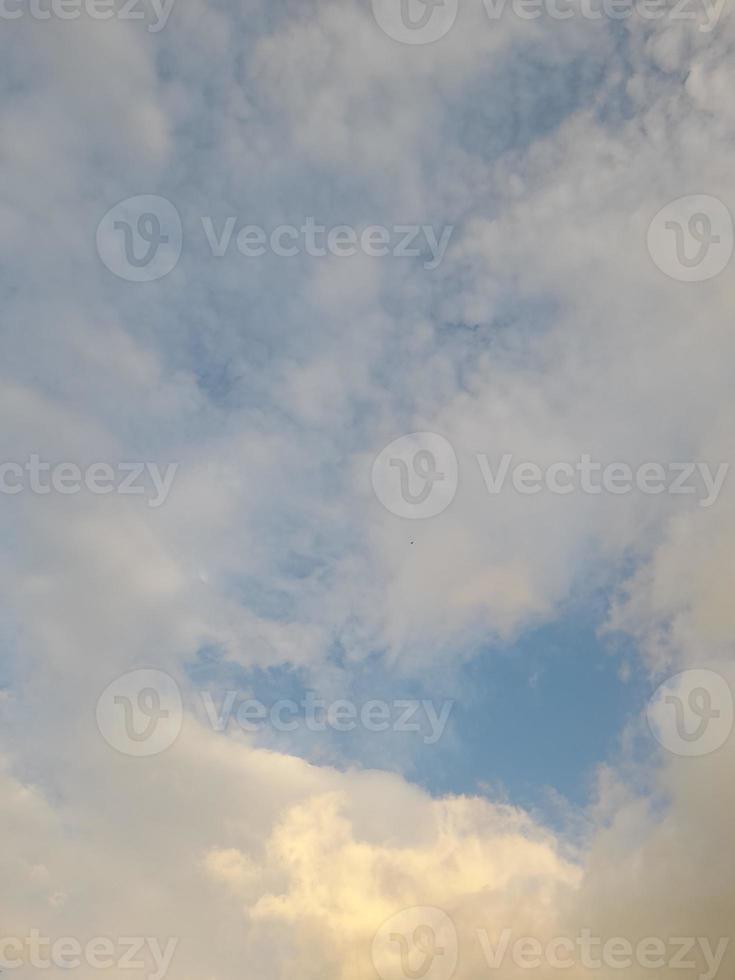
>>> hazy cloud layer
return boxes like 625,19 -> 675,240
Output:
1,0 -> 734,977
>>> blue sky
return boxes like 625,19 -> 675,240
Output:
433,607 -> 647,806
185,591 -> 647,816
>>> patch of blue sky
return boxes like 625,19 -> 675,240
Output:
186,589 -> 649,825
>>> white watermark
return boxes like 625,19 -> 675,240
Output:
482,0 -> 725,31
198,690 -> 454,745
648,195 -> 734,282
647,669 -> 733,757
0,932 -> 178,980
0,0 -> 174,30
96,670 -> 184,757
373,907 -> 459,980
371,0 -> 725,44
373,433 -> 460,519
474,454 -> 729,506
372,908 -> 731,980
0,456 -> 178,508
372,433 -> 729,519
96,669 -> 454,757
372,0 -> 459,43
96,196 -> 454,282
97,196 -> 183,283
477,928 -> 730,978
201,217 -> 454,269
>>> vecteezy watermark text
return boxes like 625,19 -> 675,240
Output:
201,216 -> 454,270
0,456 -> 178,508
197,690 -> 454,745
96,196 -> 454,282
0,0 -> 174,30
96,669 -> 455,757
370,0 -> 724,45
0,932 -> 178,980
482,0 -> 725,31
372,433 -> 729,519
476,929 -> 730,978
474,454 -> 729,506
372,908 -> 731,980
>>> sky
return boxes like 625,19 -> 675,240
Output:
1,1 -> 735,979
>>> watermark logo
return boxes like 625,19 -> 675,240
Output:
372,441 -> 728,516
372,0 -> 725,40
647,669 -> 733,757
647,195 -> 733,282
97,205 -> 453,278
372,907 -> 458,980
96,682 -> 454,753
371,0 -> 458,44
372,433 -> 459,519
96,669 -> 183,757
97,195 -> 182,282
